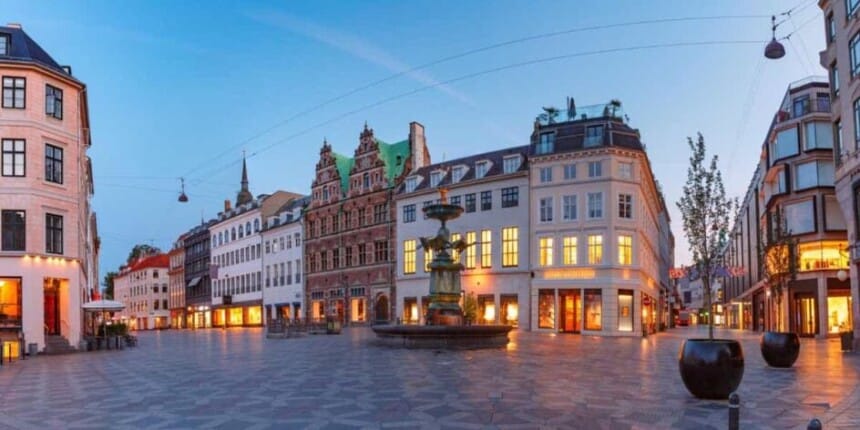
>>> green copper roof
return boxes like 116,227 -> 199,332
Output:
332,152 -> 354,192
376,138 -> 410,186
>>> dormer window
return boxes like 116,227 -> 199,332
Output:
503,155 -> 521,174
452,166 -> 465,183
405,177 -> 418,193
537,132 -> 554,154
430,171 -> 443,188
0,34 -> 9,56
475,161 -> 489,179
584,125 -> 604,147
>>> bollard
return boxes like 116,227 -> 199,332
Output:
807,418 -> 822,430
728,392 -> 740,430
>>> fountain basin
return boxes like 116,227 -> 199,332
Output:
372,324 -> 513,349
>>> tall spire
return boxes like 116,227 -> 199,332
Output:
236,151 -> 253,206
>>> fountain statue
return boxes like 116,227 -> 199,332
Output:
373,188 -> 513,348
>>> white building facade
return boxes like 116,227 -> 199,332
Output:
261,196 -> 308,322
395,146 -> 532,328
115,254 -> 170,330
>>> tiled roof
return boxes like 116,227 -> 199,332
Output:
530,119 -> 644,156
125,254 -> 169,273
0,26 -> 70,76
399,145 -> 529,195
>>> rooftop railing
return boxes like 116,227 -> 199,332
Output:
536,102 -> 626,126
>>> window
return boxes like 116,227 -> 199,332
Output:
538,289 -> 555,329
430,171 -> 443,188
563,236 -> 577,265
2,139 -> 24,177
588,161 -> 602,177
2,77 -> 25,109
403,240 -> 416,274
536,132 -> 554,154
480,190 -> 492,211
618,194 -> 632,219
584,289 -> 602,330
832,63 -> 840,98
451,233 -> 461,261
563,164 -> 576,180
818,93 -> 831,113
773,127 -> 799,160
373,203 -> 387,223
618,235 -> 632,265
403,204 -> 416,223
451,166 -> 465,183
375,240 -> 388,263
358,243 -> 367,265
1,210 -> 25,251
792,96 -> 810,117
503,155 -> 521,173
587,235 -> 603,264
618,290 -> 633,332
539,197 -> 553,222
539,167 -> 552,183
450,195 -> 461,207
828,13 -> 836,43
850,0 -> 860,20
405,177 -> 417,193
562,195 -> 577,220
475,161 -> 489,179
804,122 -> 834,150
587,192 -> 603,219
501,187 -> 519,208
853,32 -> 860,77
45,85 -> 62,119
0,34 -> 8,56
502,227 -> 518,267
422,201 -> 432,219
363,172 -> 370,190
465,193 -> 476,213
480,230 -> 491,268
855,98 -> 860,146
465,232 -> 476,269
784,200 -> 816,234
539,237 -> 553,267
619,162 -> 632,179
46,213 -> 63,254
584,125 -> 603,147
424,248 -> 432,272
45,144 -> 63,184
358,208 -> 366,226
795,160 -> 834,189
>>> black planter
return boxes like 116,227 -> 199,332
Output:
678,339 -> 745,399
760,331 -> 800,368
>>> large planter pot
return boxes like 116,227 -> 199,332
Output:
678,339 -> 745,399
760,331 -> 800,368
840,331 -> 854,352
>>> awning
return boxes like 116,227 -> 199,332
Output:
187,277 -> 201,288
82,299 -> 125,312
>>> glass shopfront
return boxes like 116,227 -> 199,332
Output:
0,278 -> 22,328
350,298 -> 366,323
478,295 -> 495,324
500,295 -> 518,327
827,293 -> 852,334
247,306 -> 262,325
559,290 -> 581,333
538,289 -> 555,329
584,289 -> 602,331
403,297 -> 419,324
618,290 -> 633,332
311,300 -> 324,321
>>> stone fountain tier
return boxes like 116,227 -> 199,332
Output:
372,324 -> 513,349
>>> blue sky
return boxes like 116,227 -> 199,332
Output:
4,0 -> 825,280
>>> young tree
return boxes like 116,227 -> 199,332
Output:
760,208 -> 798,332
677,133 -> 734,340
102,271 -> 118,300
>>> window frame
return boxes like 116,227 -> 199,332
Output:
2,138 -> 25,177
562,194 -> 577,221
2,76 -> 25,109
480,190 -> 492,211
539,197 -> 553,223
587,192 -> 603,219
1,210 -> 25,251
45,84 -> 63,120
45,143 -> 63,184
45,213 -> 63,255
501,186 -> 519,208
618,193 -> 633,219
502,227 -> 519,267
588,160 -> 602,178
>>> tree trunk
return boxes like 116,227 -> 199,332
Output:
704,275 -> 713,340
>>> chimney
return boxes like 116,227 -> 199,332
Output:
224,199 -> 232,212
409,122 -> 428,172
6,23 -> 22,29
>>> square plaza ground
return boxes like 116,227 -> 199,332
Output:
0,327 -> 858,429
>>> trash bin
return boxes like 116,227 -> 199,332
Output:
841,331 -> 854,352
27,343 -> 37,356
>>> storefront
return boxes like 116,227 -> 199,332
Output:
213,303 -> 263,327
187,306 -> 212,329
170,310 -> 185,329
533,286 -> 654,336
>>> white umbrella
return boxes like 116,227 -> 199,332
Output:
82,300 -> 125,343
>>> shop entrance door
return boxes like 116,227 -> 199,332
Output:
560,291 -> 581,333
44,279 -> 60,335
794,295 -> 817,337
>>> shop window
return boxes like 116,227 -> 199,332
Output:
538,289 -> 555,329
228,308 -> 243,326
350,297 -> 366,322
0,278 -> 22,327
584,289 -> 602,330
618,290 -> 633,332
312,300 -> 325,321
827,294 -> 853,334
247,306 -> 262,325
798,240 -> 849,271
403,297 -> 419,324
478,295 -> 495,324
500,295 -> 518,327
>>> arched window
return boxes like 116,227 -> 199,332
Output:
218,232 -> 223,245
246,222 -> 251,235
239,225 -> 244,238
363,172 -> 370,189
254,219 -> 260,232
231,227 -> 236,240
323,187 -> 329,201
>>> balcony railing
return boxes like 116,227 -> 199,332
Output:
536,102 -> 625,126
775,98 -> 831,123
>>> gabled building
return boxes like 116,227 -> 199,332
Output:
185,220 -> 214,328
395,145 -> 531,328
0,23 -> 98,352
261,196 -> 309,322
305,122 -> 430,325
168,235 -> 186,328
115,254 -> 170,330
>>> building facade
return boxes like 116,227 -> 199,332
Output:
168,236 -> 185,328
0,24 -> 98,352
209,159 -> 300,327
395,146 -> 531,328
185,221 -> 213,328
261,196 -> 308,322
115,254 -> 169,330
723,79 -> 849,338
528,100 -> 673,336
304,122 -> 429,325
818,0 -> 860,345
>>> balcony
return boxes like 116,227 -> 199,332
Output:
775,97 -> 831,124
536,102 -> 625,126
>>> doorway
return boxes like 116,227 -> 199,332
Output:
375,295 -> 389,323
559,290 -> 581,333
793,294 -> 818,337
44,278 -> 60,335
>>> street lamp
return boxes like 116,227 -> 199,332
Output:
838,269 -> 849,282
764,15 -> 786,60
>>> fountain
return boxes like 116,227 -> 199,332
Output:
372,188 -> 513,348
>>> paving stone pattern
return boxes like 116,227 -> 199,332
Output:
0,327 -> 858,429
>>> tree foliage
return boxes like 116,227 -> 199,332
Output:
760,208 -> 799,331
126,244 -> 161,263
676,133 -> 734,340
102,271 -> 118,300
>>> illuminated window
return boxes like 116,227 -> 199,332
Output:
465,231 -> 476,269
350,297 -> 366,322
501,295 -> 518,327
584,289 -> 602,330
478,295 -> 495,324
0,278 -> 22,327
538,289 -> 555,329
403,297 -> 419,324
798,240 -> 849,271
563,236 -> 578,265
827,294 -> 853,333
618,235 -> 632,265
247,306 -> 262,325
424,248 -> 432,272
502,227 -> 518,267
481,230 -> 492,268
451,233 -> 461,261
403,240 -> 416,274
228,308 -> 244,326
588,235 -> 603,264
539,237 -> 554,267
618,290 -> 633,331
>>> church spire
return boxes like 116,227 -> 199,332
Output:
236,152 -> 253,206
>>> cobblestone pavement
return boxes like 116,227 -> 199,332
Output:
0,326 -> 858,429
